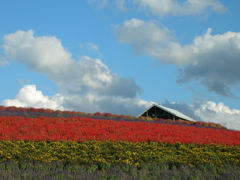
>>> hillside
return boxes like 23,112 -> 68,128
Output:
0,106 -> 226,129
0,106 -> 239,179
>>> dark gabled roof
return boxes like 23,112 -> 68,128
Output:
139,103 -> 195,121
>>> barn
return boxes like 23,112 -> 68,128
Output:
139,103 -> 195,121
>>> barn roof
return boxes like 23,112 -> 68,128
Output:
140,103 -> 195,121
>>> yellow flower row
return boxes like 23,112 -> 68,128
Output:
0,140 -> 239,167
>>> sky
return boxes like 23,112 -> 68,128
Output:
0,0 -> 240,130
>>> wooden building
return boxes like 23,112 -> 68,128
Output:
139,103 -> 195,121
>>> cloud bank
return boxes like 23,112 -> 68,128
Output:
115,19 -> 240,96
162,100 -> 240,131
2,30 -> 150,115
177,28 -> 240,97
3,85 -> 64,110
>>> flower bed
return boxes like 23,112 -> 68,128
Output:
0,116 -> 239,145
0,140 -> 239,167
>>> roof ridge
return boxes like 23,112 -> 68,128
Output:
140,102 -> 195,121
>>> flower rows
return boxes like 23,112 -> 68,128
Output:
0,140 -> 239,167
0,106 -> 225,129
0,116 -> 239,145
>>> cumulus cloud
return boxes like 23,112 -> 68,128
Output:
162,100 -> 240,131
1,30 -> 149,115
114,18 -> 189,65
63,93 -> 151,115
2,85 -> 64,110
177,28 -> 240,97
134,0 -> 226,17
115,19 -> 240,96
195,101 -> 240,131
3,30 -> 140,97
3,30 -> 71,76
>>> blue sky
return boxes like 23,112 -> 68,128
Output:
1,0 -> 240,130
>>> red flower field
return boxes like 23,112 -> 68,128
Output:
0,116 -> 239,145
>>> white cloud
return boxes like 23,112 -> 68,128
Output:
177,28 -> 240,96
194,101 -> 240,130
114,18 -> 187,65
2,85 -> 64,110
3,30 -> 71,76
115,19 -> 240,96
134,0 -> 226,17
162,100 -> 240,131
3,30 -> 140,97
63,92 -> 151,115
1,30 -> 148,115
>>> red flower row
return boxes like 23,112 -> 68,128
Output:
0,116 -> 239,145
0,106 -> 226,129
